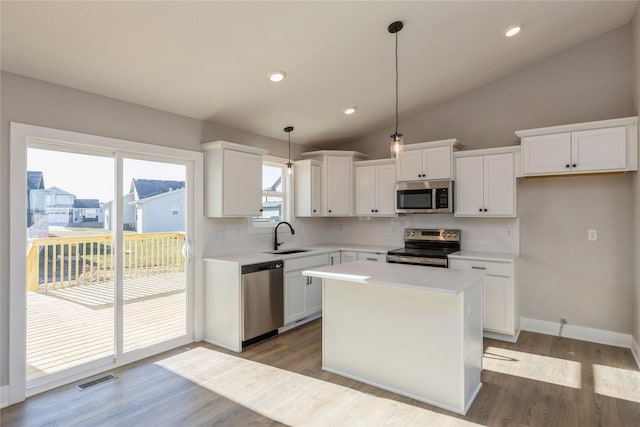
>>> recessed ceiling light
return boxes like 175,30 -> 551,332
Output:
268,71 -> 286,82
344,107 -> 357,115
504,25 -> 522,38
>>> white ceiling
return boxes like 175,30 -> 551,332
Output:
1,1 -> 637,146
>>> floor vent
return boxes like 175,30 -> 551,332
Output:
77,374 -> 117,390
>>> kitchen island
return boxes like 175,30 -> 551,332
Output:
303,261 -> 484,415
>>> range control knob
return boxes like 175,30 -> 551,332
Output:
410,231 -> 415,237
451,233 -> 457,238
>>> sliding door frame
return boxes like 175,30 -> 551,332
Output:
8,122 -> 204,404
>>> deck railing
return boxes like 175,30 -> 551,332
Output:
26,232 -> 185,292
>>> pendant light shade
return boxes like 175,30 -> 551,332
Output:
284,126 -> 294,175
388,20 -> 404,159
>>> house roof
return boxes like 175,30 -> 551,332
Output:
27,171 -> 45,190
73,199 -> 100,209
131,179 -> 185,200
47,186 -> 75,197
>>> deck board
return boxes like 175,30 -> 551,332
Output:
27,272 -> 186,381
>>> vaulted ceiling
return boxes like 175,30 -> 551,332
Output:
1,1 -> 637,146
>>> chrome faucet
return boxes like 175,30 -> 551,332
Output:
274,221 -> 295,250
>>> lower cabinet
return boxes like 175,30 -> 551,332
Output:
341,250 -> 387,263
449,254 -> 519,341
283,254 -> 328,326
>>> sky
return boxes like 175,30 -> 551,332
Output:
27,148 -> 186,203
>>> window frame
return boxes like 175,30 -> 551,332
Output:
249,156 -> 291,233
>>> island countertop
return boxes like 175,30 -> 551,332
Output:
303,260 -> 484,294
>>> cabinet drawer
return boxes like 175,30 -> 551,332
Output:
356,252 -> 387,262
449,258 -> 513,277
284,254 -> 329,272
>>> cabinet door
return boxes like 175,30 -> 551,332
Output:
483,275 -> 513,334
454,156 -> 484,216
328,252 -> 341,266
354,165 -> 376,215
340,251 -> 357,263
571,126 -> 626,172
376,163 -> 397,215
223,150 -> 262,216
326,156 -> 352,215
423,146 -> 452,179
521,133 -> 571,175
484,153 -> 515,216
306,275 -> 323,315
396,150 -> 423,181
311,164 -> 321,215
284,271 -> 307,324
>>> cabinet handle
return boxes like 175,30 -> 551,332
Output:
366,257 -> 377,261
472,266 -> 486,270
478,208 -> 483,212
572,163 -> 577,168
313,209 -> 316,213
328,209 -> 332,213
371,209 -> 375,213
259,208 -> 263,212
565,164 -> 570,168
484,208 -> 488,212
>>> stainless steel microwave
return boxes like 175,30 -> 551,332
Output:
395,180 -> 454,214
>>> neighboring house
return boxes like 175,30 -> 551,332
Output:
104,179 -> 185,233
72,199 -> 103,223
43,186 -> 75,225
26,171 -> 45,228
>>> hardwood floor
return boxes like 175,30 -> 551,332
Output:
2,319 -> 639,426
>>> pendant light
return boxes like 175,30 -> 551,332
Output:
388,20 -> 404,158
284,126 -> 294,175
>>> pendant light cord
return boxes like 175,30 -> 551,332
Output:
394,30 -> 399,136
288,132 -> 291,163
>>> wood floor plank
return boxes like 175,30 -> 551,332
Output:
3,321 -> 639,426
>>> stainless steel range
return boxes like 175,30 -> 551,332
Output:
386,228 -> 461,268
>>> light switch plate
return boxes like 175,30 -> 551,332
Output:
588,229 -> 597,241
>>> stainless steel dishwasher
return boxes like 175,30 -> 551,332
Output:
242,260 -> 284,346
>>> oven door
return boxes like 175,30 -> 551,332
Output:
386,254 -> 448,268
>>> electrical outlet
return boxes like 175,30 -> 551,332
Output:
588,229 -> 597,241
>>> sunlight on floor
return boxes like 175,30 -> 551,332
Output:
156,347 -> 483,426
593,364 -> 640,403
483,346 -> 581,389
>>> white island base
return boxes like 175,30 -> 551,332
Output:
304,261 -> 484,415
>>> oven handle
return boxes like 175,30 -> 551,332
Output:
386,255 -> 448,267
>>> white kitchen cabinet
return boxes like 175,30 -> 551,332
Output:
354,159 -> 396,216
301,151 -> 366,216
355,252 -> 387,262
294,159 -> 322,217
396,139 -> 462,182
449,253 -> 519,342
517,117 -> 638,176
454,148 -> 517,217
328,251 -> 341,266
202,141 -> 268,217
283,254 -> 329,326
340,251 -> 357,263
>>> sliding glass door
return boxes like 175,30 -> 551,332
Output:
22,141 -> 193,392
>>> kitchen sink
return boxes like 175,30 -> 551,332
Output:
264,249 -> 312,255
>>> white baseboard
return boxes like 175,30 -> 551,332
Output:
520,317 -> 632,349
1,385 -> 9,409
632,337 -> 640,369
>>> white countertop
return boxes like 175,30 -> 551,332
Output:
303,260 -> 484,295
448,251 -> 518,262
203,244 -> 397,266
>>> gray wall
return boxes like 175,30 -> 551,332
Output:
339,25 -> 636,334
632,5 -> 640,349
0,71 -> 306,386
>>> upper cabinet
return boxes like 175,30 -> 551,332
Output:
354,159 -> 396,216
454,147 -> 519,218
294,159 -> 322,217
396,139 -> 462,182
300,151 -> 365,216
202,141 -> 268,217
517,117 -> 638,177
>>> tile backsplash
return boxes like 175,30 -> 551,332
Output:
202,214 -> 519,257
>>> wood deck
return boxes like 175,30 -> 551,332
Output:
27,272 -> 186,381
